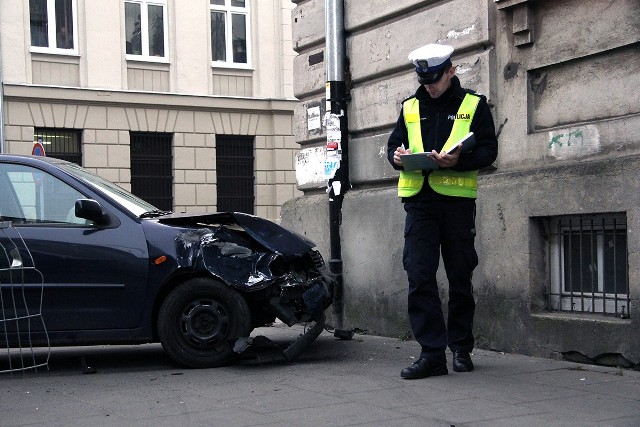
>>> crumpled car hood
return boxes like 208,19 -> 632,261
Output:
158,212 -> 320,291
158,212 -> 315,258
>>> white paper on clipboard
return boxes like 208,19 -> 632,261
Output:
400,132 -> 476,172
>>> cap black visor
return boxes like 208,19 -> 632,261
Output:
417,68 -> 446,85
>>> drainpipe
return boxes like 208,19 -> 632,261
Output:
325,0 -> 352,339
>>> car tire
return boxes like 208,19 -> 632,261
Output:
158,277 -> 251,368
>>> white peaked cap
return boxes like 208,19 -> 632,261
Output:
408,44 -> 454,72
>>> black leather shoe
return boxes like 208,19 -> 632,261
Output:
452,350 -> 474,372
401,357 -> 448,379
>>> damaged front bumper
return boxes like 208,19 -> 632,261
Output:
160,211 -> 335,362
232,312 -> 327,363
234,273 -> 333,363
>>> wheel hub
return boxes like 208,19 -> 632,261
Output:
180,299 -> 230,348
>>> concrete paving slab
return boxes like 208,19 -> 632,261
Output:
1,323 -> 639,427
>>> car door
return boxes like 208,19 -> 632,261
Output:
0,162 -> 149,333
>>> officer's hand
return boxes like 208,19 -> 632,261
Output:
428,143 -> 461,168
394,146 -> 410,166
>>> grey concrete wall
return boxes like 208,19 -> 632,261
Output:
476,155 -> 640,360
287,0 -> 640,364
288,0 -> 497,335
494,0 -> 640,169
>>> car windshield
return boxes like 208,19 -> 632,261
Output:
56,161 -> 160,217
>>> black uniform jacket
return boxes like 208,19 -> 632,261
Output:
387,76 -> 498,201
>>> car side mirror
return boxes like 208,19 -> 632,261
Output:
75,199 -> 109,225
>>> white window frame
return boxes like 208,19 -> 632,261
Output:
548,214 -> 630,317
124,0 -> 169,63
210,0 -> 252,69
29,0 -> 79,55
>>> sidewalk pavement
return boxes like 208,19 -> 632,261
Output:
2,323 -> 639,427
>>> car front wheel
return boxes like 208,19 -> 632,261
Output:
158,278 -> 251,368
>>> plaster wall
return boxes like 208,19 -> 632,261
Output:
287,0 -> 640,364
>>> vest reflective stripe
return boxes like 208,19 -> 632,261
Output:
398,93 -> 480,198
429,94 -> 480,198
397,97 -> 425,197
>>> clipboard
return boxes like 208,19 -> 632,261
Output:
400,132 -> 476,172
399,152 -> 439,171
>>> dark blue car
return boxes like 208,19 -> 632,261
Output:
0,154 -> 333,368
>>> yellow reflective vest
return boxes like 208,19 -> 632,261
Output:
398,93 -> 480,198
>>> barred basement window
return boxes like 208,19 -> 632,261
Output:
34,128 -> 82,165
548,214 -> 630,318
130,132 -> 173,211
216,135 -> 254,214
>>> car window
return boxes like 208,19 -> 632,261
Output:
0,163 -> 92,226
0,168 -> 24,222
56,161 -> 159,217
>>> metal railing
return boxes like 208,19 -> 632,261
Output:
0,221 -> 50,374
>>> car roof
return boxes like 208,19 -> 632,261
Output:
0,153 -> 70,166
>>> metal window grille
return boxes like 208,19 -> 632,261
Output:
547,214 -> 630,318
216,135 -> 254,214
130,132 -> 173,211
34,128 -> 82,165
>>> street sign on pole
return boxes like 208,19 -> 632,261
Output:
31,141 -> 46,185
32,141 -> 46,157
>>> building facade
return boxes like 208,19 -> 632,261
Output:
1,0 -> 301,221
284,0 -> 640,366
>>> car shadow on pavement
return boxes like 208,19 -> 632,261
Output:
0,344 -> 173,377
1,329 -> 353,377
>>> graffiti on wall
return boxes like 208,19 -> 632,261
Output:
547,125 -> 600,160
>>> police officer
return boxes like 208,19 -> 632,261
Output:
387,44 -> 498,379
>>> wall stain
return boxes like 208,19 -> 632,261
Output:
497,203 -> 507,231
530,72 -> 547,95
503,62 -> 519,80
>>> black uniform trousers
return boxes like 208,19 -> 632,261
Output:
403,196 -> 478,364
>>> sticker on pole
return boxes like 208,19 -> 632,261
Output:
324,159 -> 339,180
325,113 -> 342,153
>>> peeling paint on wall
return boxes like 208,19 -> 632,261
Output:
453,57 -> 479,76
548,125 -> 600,160
456,65 -> 472,75
446,24 -> 476,40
